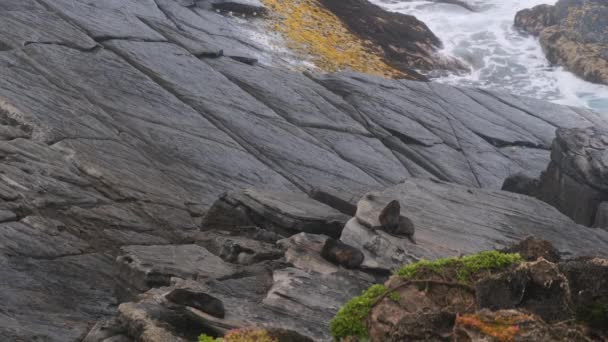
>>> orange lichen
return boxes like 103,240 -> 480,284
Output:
456,313 -> 530,342
261,0 -> 403,77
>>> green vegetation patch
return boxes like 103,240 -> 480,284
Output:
329,284 -> 386,341
198,334 -> 222,342
396,250 -> 523,283
199,329 -> 278,342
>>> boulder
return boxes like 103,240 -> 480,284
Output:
202,189 -> 350,238
355,192 -> 415,243
166,289 -> 225,318
537,127 -> 608,226
515,0 -> 608,85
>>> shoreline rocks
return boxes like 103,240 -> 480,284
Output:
262,0 -> 464,78
515,0 -> 608,85
339,241 -> 608,341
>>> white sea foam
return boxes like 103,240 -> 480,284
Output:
371,0 -> 608,113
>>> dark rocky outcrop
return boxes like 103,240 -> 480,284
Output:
514,4 -> 557,35
515,0 -> 608,85
536,127 -> 608,227
351,241 -> 608,341
317,0 -> 462,74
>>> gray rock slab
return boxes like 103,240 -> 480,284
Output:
154,0 -> 263,58
24,43 -> 296,206
70,0 -> 169,20
0,253 -> 116,342
0,50 -> 117,144
116,244 -> 237,292
0,11 -> 96,51
40,0 -> 167,41
140,17 -> 224,56
103,41 -> 381,194
0,0 -> 43,10
262,267 -> 372,339
208,58 -> 409,185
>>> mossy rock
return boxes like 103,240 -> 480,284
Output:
329,251 -> 523,341
329,284 -> 386,341
396,250 -> 523,283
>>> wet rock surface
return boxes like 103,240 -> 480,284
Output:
0,0 -> 606,341
537,127 -> 608,227
515,0 -> 608,85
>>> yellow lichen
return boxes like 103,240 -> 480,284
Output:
262,0 -> 404,78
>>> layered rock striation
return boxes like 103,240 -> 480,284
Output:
0,0 -> 607,341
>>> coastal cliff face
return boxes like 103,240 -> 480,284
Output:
515,0 -> 608,85
0,0 -> 607,341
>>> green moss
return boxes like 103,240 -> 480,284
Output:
396,251 -> 523,283
388,292 -> 401,303
329,284 -> 386,341
198,334 -> 222,342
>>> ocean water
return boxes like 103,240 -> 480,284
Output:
371,0 -> 608,113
